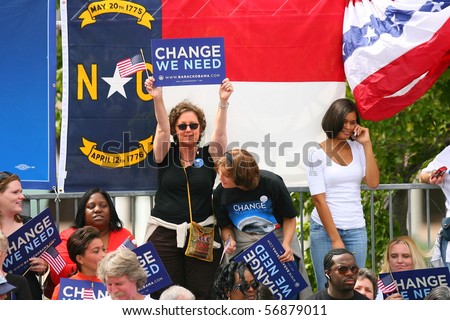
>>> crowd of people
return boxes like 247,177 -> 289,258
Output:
1,77 -> 449,301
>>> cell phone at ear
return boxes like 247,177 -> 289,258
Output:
432,166 -> 447,179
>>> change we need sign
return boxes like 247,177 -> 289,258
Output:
4,208 -> 61,275
58,279 -> 107,300
234,231 -> 308,299
381,267 -> 450,300
151,37 -> 225,86
133,241 -> 172,295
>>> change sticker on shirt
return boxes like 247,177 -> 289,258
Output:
227,196 -> 279,234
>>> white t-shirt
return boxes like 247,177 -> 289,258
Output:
421,145 -> 450,217
305,140 -> 366,229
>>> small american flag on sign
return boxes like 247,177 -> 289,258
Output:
117,54 -> 146,78
377,273 -> 397,294
119,237 -> 137,250
40,246 -> 66,274
83,287 -> 94,300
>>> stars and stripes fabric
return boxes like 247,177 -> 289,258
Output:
377,273 -> 398,294
40,246 -> 66,275
117,54 -> 147,78
343,0 -> 450,121
119,237 -> 137,250
83,287 -> 94,300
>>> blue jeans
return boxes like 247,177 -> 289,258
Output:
309,219 -> 367,290
441,238 -> 450,271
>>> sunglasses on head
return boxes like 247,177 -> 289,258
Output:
177,123 -> 199,130
231,281 -> 259,294
224,151 -> 234,166
0,171 -> 13,182
334,265 -> 359,275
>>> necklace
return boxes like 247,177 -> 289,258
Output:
180,150 -> 204,168
180,156 -> 195,163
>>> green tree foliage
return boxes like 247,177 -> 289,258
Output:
362,69 -> 450,235
364,69 -> 450,186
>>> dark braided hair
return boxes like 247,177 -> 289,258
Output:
323,248 -> 355,272
210,261 -> 253,299
323,248 -> 355,288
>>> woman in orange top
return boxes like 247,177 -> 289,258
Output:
52,226 -> 106,299
48,187 -> 134,297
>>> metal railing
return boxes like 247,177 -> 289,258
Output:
23,183 -> 443,267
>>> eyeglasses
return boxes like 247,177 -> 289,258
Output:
177,123 -> 199,130
0,171 -> 12,182
231,281 -> 259,294
333,265 -> 359,275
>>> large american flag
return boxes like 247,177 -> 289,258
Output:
40,246 -> 66,275
344,0 -> 450,121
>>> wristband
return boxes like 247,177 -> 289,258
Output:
219,102 -> 229,108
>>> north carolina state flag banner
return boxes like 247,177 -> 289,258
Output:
344,0 -> 450,121
59,0 -> 160,192
59,0 -> 346,191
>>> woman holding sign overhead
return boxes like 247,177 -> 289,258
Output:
0,172 -> 48,299
143,76 -> 233,299
212,148 -> 312,299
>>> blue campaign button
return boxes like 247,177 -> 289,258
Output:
194,158 -> 204,168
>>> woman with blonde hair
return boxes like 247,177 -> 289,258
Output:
380,235 -> 427,273
377,235 -> 427,300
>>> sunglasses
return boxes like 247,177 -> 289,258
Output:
0,171 -> 13,182
224,151 -> 234,165
333,265 -> 359,275
231,281 -> 259,294
177,123 -> 199,131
